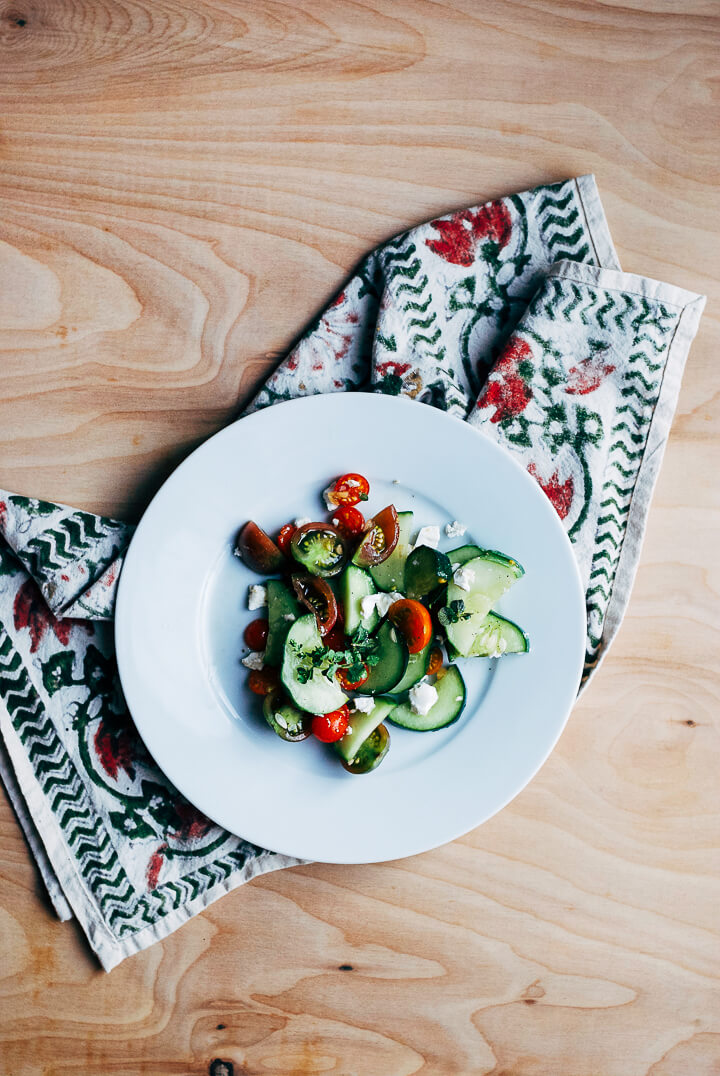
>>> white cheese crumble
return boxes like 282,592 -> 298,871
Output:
445,520 -> 467,539
241,651 -> 264,670
322,486 -> 335,510
414,525 -> 440,550
452,565 -> 475,592
283,613 -> 295,621
360,590 -> 404,620
408,680 -> 438,716
294,516 -> 311,528
247,584 -> 267,610
352,696 -> 375,713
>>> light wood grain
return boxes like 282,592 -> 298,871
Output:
1,1 -> 719,1073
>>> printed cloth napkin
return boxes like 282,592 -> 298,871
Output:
0,176 -> 705,969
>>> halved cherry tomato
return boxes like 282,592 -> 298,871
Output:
336,663 -> 369,690
291,573 -> 338,636
244,618 -> 269,651
323,615 -> 347,652
277,523 -> 296,556
387,598 -> 433,654
352,505 -> 399,567
331,505 -> 366,540
324,473 -> 370,508
235,521 -> 285,574
248,668 -> 279,696
290,522 -> 347,577
312,705 -> 350,743
427,645 -> 444,676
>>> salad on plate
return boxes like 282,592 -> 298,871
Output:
234,472 -> 529,775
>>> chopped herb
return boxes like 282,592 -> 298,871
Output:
438,599 -> 470,627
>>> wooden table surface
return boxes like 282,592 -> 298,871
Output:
1,2 -> 719,1074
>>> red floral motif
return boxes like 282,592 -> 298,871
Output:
13,579 -> 73,654
425,201 -> 512,265
94,719 -> 138,781
171,801 -> 213,841
528,464 -> 574,520
566,353 -> 616,395
0,501 -> 6,529
375,359 -> 411,379
329,290 -> 346,308
146,843 -> 167,890
476,335 -> 534,422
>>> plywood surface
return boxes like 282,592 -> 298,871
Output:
1,1 -> 719,1073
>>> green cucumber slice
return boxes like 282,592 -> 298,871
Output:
463,612 -> 529,657
447,544 -> 483,567
388,666 -> 466,732
443,554 -> 524,657
404,546 -> 452,601
389,639 -> 432,695
264,580 -> 300,666
362,619 -> 409,695
280,615 -> 348,714
342,564 -> 379,636
369,511 -> 413,592
335,696 -> 396,763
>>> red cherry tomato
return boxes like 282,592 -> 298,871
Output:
427,645 -> 444,676
331,505 -> 366,540
388,598 -> 433,654
244,618 -> 269,651
312,705 -> 350,743
323,621 -> 347,652
291,574 -> 338,636
353,505 -> 399,567
277,523 -> 296,556
325,473 -> 370,508
248,668 -> 279,696
336,663 -> 369,690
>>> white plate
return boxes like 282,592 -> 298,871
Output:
115,393 -> 585,863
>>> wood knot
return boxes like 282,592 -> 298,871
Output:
521,980 -> 546,1002
216,1023 -> 226,1030
338,964 -> 354,971
685,719 -> 696,727
209,1061 -> 234,1076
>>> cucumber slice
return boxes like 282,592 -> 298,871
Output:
404,546 -> 452,601
369,511 -> 413,592
335,696 -> 396,763
388,666 -> 466,732
443,554 -> 524,658
447,544 -> 483,567
280,615 -> 348,714
463,612 -> 529,657
389,639 -> 432,695
362,619 -> 409,695
264,580 -> 300,666
342,564 -> 379,636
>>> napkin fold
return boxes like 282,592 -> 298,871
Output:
0,175 -> 705,969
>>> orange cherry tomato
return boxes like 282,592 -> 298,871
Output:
312,705 -> 350,743
336,663 -> 369,690
277,523 -> 296,556
388,599 -> 433,654
244,618 -> 269,651
325,473 -> 370,508
331,505 -> 366,540
248,668 -> 279,696
427,646 -> 444,676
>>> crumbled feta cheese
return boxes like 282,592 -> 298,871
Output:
445,520 -> 467,539
414,525 -> 440,550
294,516 -> 311,528
322,486 -> 335,510
352,695 -> 375,713
452,566 -> 475,592
360,591 -> 404,620
283,613 -> 295,621
242,651 -> 264,670
247,584 -> 267,610
408,680 -> 438,716
346,726 -> 353,735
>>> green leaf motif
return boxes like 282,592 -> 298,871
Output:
8,495 -> 57,517
41,651 -> 79,695
108,810 -> 157,841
